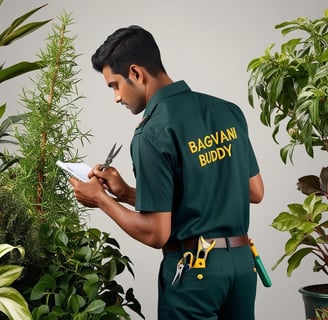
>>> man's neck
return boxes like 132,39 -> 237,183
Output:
145,73 -> 173,103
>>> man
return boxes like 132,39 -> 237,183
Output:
70,25 -> 264,320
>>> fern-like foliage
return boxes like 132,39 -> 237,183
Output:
14,13 -> 91,225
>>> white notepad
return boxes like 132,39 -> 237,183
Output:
56,160 -> 92,182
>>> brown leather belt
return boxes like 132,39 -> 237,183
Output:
163,234 -> 249,253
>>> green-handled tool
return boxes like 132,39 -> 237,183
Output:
249,239 -> 272,287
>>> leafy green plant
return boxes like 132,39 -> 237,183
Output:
247,8 -> 328,319
0,10 -> 144,319
29,221 -> 143,319
247,9 -> 328,164
271,193 -> 328,276
0,183 -> 43,268
0,243 -> 32,320
247,10 -> 328,280
13,12 -> 90,223
0,1 -> 51,172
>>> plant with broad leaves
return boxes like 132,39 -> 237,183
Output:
247,9 -> 328,164
0,9 -> 144,320
247,10 -> 328,282
0,243 -> 32,320
27,220 -> 144,319
272,193 -> 328,276
0,1 -> 51,173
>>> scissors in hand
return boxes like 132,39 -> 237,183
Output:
99,143 -> 122,171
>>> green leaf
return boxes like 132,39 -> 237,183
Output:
54,229 -> 68,246
270,73 -> 284,104
30,274 -> 56,300
279,144 -> 290,164
84,300 -> 106,315
67,294 -> 85,313
87,228 -> 102,240
31,304 -> 49,320
303,192 -> 318,211
287,203 -> 307,217
0,244 -> 25,260
80,270 -> 99,282
287,248 -> 313,276
281,38 -> 301,54
247,57 -> 263,72
0,114 -> 26,137
0,265 -> 23,287
106,303 -> 131,317
272,212 -> 298,231
308,98 -> 320,126
0,287 -> 32,320
0,20 -> 52,46
83,280 -> 98,301
313,203 -> 328,220
284,236 -> 303,255
0,61 -> 43,83
0,4 -> 50,45
318,49 -> 328,62
73,246 -> 92,262
104,259 -> 118,281
0,103 -> 5,118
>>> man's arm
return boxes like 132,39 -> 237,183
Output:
249,173 -> 264,203
70,176 -> 171,249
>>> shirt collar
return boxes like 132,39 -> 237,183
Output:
143,80 -> 191,117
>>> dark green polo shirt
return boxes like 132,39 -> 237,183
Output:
131,81 -> 259,241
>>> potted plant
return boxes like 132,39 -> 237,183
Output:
247,10 -> 328,320
0,6 -> 144,319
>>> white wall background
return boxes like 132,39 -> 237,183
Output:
1,1 -> 328,319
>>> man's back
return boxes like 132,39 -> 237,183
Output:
131,80 -> 259,240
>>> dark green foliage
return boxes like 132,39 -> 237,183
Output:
248,10 -> 328,280
248,10 -> 328,163
271,194 -> 328,276
0,10 -> 144,320
0,185 -> 46,267
27,221 -> 144,319
13,13 -> 90,225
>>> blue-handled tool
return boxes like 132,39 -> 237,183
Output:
183,251 -> 194,271
171,258 -> 184,286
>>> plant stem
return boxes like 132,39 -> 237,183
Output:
36,23 -> 66,214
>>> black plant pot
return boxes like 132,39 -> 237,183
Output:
299,284 -> 328,319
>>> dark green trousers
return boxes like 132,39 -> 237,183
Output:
158,245 -> 257,320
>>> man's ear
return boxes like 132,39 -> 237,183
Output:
129,65 -> 143,82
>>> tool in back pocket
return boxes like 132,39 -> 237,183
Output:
193,236 -> 216,268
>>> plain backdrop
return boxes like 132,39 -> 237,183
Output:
1,1 -> 328,319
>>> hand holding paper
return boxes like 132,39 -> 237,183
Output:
56,160 -> 92,182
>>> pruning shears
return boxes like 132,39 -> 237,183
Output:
193,236 -> 216,268
99,143 -> 122,171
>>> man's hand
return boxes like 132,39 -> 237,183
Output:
69,176 -> 106,208
92,165 -> 135,206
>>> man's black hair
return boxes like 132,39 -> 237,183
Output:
92,25 -> 166,78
